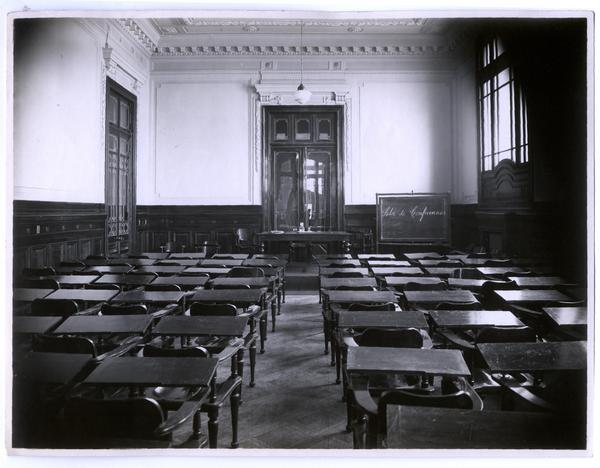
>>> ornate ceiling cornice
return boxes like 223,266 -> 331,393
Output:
117,18 -> 157,53
153,44 -> 451,57
179,18 -> 426,28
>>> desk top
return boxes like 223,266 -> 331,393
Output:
200,259 -> 245,267
337,310 -> 428,329
447,278 -> 487,290
317,259 -> 362,267
256,231 -> 352,241
92,274 -> 157,286
112,290 -> 185,304
494,289 -> 571,304
429,310 -> 524,329
417,259 -> 462,267
183,267 -> 231,276
403,252 -> 445,260
85,265 -> 133,274
45,289 -> 119,302
139,252 -> 170,259
168,253 -> 207,259
320,267 -> 370,277
151,275 -> 209,288
347,346 -> 470,377
210,277 -> 271,288
314,254 -> 353,260
508,276 -> 567,288
365,260 -> 411,268
53,315 -> 153,335
153,316 -> 248,337
135,265 -> 187,274
384,276 -> 443,287
212,253 -> 250,260
13,316 -> 62,334
357,254 -> 396,260
371,267 -> 424,277
45,275 -> 100,285
110,258 -> 155,266
14,352 -> 92,385
13,288 -> 54,302
190,288 -> 265,305
385,405 -> 584,449
324,290 -> 397,305
543,307 -> 587,326
243,259 -> 287,267
404,290 -> 477,305
423,267 -> 461,277
478,341 -> 587,372
83,356 -> 218,387
477,266 -> 526,276
158,259 -> 201,266
320,277 -> 378,289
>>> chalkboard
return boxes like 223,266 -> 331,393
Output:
376,193 -> 451,244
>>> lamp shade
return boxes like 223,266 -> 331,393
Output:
294,83 -> 312,104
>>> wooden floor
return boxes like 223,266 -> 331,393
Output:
217,294 -> 353,449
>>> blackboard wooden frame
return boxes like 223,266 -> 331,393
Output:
376,192 -> 451,247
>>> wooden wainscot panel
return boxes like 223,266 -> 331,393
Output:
480,159 -> 531,209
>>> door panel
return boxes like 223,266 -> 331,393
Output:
273,149 -> 301,231
303,148 -> 332,230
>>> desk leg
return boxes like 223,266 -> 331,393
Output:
230,383 -> 240,448
259,313 -> 267,354
236,348 -> 244,404
249,338 -> 256,387
271,300 -> 277,332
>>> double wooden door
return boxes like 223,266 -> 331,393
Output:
264,107 -> 343,232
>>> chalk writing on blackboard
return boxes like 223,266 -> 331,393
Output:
377,193 -> 450,244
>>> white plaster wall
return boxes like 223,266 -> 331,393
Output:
12,18 -> 150,204
452,52 -> 479,204
146,80 -> 253,204
352,78 -> 453,204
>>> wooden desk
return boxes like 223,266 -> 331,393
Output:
371,267 -> 424,277
112,290 -> 185,305
478,341 -> 587,372
384,276 -> 444,289
169,253 -> 207,259
92,274 -> 157,287
212,253 -> 250,260
314,254 -> 353,260
494,289 -> 572,304
320,267 -> 370,277
320,277 -> 378,290
384,405 -> 584,449
243,259 -> 287,268
190,288 -> 266,308
157,259 -> 201,266
316,259 -> 362,267
337,310 -> 428,330
403,290 -> 477,306
183,267 -> 231,277
447,278 -> 487,291
13,316 -> 62,334
82,356 -> 218,388
347,347 -> 470,378
508,276 -> 568,288
44,275 -> 100,286
257,231 -> 352,244
140,252 -> 170,259
418,259 -> 461,267
53,265 -> 86,274
13,288 -> 54,303
152,316 -> 248,337
477,266 -> 526,276
200,259 -> 245,267
365,260 -> 411,268
151,275 -> 209,290
14,352 -> 93,385
210,277 -> 271,289
109,258 -> 155,266
53,315 -> 153,336
44,289 -> 119,303
134,265 -> 187,275
324,290 -> 397,306
429,310 -> 524,329
543,307 -> 587,327
403,252 -> 444,260
357,254 -> 396,260
423,267 -> 461,278
84,265 -> 133,274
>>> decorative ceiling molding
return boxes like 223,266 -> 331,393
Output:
180,18 -> 426,27
117,19 -> 157,53
153,44 -> 451,57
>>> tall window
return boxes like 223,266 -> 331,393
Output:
479,37 -> 528,172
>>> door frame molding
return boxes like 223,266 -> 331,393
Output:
105,77 -> 137,254
262,105 -> 345,232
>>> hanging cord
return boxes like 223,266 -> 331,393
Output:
300,22 -> 304,85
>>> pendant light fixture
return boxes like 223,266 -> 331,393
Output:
294,21 -> 312,104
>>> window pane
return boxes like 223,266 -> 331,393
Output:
497,68 -> 510,87
482,95 -> 492,156
108,95 -> 118,124
119,101 -> 130,129
496,85 -> 512,154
